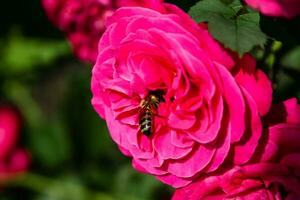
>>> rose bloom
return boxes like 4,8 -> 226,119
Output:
42,0 -> 165,63
91,6 -> 272,188
0,106 -> 30,181
172,98 -> 300,199
244,0 -> 300,18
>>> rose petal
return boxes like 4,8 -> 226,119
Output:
133,158 -> 167,176
269,124 -> 300,155
188,95 -> 223,144
205,115 -> 231,172
168,112 -> 197,130
166,144 -> 215,178
0,107 -> 19,160
265,98 -> 300,125
234,54 -> 272,116
213,62 -> 246,143
233,88 -> 262,165
244,0 -> 300,18
153,129 -> 193,160
171,130 -> 194,148
171,174 -> 221,198
280,153 -> 300,176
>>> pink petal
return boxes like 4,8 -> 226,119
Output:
242,163 -> 290,177
213,62 -> 246,143
233,88 -> 262,165
188,95 -> 223,144
118,146 -> 132,156
251,130 -> 278,163
234,54 -> 272,116
153,129 -> 193,160
168,111 -> 197,130
5,149 -> 30,172
171,70 -> 191,99
0,107 -> 19,160
244,0 -> 300,18
105,108 -> 132,146
266,98 -> 300,125
171,174 -> 221,197
133,158 -> 167,176
166,144 -> 215,178
171,130 -> 194,148
106,108 -> 154,159
233,188 -> 275,200
282,98 -> 300,124
280,153 -> 300,176
147,155 -> 164,168
204,115 -> 231,172
156,173 -> 193,188
269,124 -> 300,155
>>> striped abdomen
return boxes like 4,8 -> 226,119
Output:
139,93 -> 161,136
139,107 -> 153,136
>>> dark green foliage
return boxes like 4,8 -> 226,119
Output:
189,0 -> 267,55
281,46 -> 300,70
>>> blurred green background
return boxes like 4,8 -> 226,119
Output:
0,0 -> 299,199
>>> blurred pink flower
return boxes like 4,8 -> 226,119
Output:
244,0 -> 300,18
42,0 -> 165,63
117,0 -> 164,8
0,106 -> 30,181
172,98 -> 300,199
91,5 -> 272,188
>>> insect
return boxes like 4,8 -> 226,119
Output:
139,90 -> 165,136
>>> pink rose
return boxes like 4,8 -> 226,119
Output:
117,0 -> 164,8
172,98 -> 300,199
42,0 -> 115,63
244,0 -> 300,18
42,0 -> 165,63
172,164 -> 300,200
91,6 -> 272,188
0,106 -> 30,181
0,107 -> 19,160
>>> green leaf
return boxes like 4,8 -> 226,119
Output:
0,30 -> 70,74
188,0 -> 267,55
188,0 -> 234,22
281,46 -> 300,70
209,12 -> 266,55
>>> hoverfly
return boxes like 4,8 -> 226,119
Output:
139,90 -> 165,136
